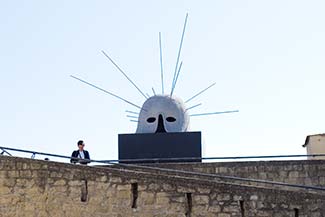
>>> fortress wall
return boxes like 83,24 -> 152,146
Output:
1,156 -> 325,217
153,160 -> 325,188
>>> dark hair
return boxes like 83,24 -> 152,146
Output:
77,140 -> 84,146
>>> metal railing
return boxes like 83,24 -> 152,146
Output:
2,145 -> 325,192
2,145 -> 325,163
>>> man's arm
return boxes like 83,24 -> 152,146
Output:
70,151 -> 78,163
83,151 -> 90,164
85,151 -> 90,160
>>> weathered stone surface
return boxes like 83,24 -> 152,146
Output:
156,192 -> 170,204
192,205 -> 209,215
223,205 -> 239,213
217,194 -> 231,201
208,205 -> 221,213
217,213 -> 231,217
139,191 -> 155,205
197,187 -> 211,194
53,179 -> 66,186
193,195 -> 209,204
68,180 -> 82,186
148,183 -> 160,190
117,184 -> 130,190
250,195 -> 258,201
162,183 -> 174,191
96,175 -> 108,182
176,186 -> 195,193
1,156 -> 325,216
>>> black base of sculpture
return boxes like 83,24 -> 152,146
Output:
118,131 -> 202,163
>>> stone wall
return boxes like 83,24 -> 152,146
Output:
154,160 -> 325,189
1,156 -> 325,217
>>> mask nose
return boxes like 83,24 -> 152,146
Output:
155,114 -> 167,133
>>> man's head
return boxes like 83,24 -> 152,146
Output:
77,140 -> 85,151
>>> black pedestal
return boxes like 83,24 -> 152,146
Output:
118,131 -> 202,163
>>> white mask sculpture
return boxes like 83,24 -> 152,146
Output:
71,14 -> 238,134
136,95 -> 189,133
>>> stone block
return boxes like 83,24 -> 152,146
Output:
16,178 -> 34,187
1,161 -> 16,170
19,170 -> 32,177
96,175 -> 108,182
139,192 -> 155,205
259,172 -> 267,179
62,172 -> 74,179
138,184 -> 147,191
223,205 -> 240,213
148,183 -> 160,190
288,171 -> 299,178
30,163 -> 41,170
53,179 -> 66,186
50,185 -> 68,193
68,180 -> 82,186
0,170 -> 7,178
233,195 -> 242,201
171,196 -> 186,203
217,194 -> 231,201
117,184 -> 130,191
0,186 -> 11,194
156,192 -> 170,204
50,171 -> 63,178
279,170 -> 288,178
197,187 -> 211,194
193,195 -> 209,204
319,176 -> 325,185
208,205 -> 221,213
24,187 -> 40,195
116,190 -> 130,199
177,186 -> 195,193
256,210 -> 271,217
217,213 -> 231,217
168,203 -> 185,213
192,205 -> 208,214
110,177 -> 122,183
3,178 -> 16,187
280,203 -> 288,209
162,184 -> 175,191
310,212 -> 322,217
218,167 -> 228,173
257,201 -> 265,209
7,170 -> 19,178
41,164 -> 48,169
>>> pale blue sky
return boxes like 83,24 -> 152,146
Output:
1,0 -> 324,161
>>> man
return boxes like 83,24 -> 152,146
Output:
70,140 -> 90,165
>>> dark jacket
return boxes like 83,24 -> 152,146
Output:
70,150 -> 90,164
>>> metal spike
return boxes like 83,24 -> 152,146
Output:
185,82 -> 216,103
159,32 -> 164,95
126,115 -> 138,119
186,103 -> 202,111
125,110 -> 139,115
70,75 -> 143,110
170,13 -> 188,95
170,61 -> 183,96
101,50 -> 148,100
190,110 -> 239,117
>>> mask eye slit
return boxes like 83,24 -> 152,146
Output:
166,117 -> 176,122
146,117 -> 156,123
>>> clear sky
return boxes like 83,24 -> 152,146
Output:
1,0 -> 324,162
